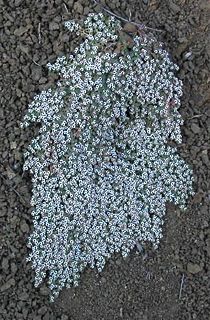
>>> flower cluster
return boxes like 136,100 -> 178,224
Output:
21,13 -> 194,301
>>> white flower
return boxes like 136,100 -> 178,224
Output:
21,12 -> 194,301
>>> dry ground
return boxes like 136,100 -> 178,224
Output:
0,0 -> 210,319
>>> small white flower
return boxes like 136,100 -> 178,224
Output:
21,12 -> 194,302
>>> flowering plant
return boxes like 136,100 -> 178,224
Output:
21,13 -> 194,301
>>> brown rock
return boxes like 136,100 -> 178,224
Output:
123,22 -> 138,33
192,191 -> 204,204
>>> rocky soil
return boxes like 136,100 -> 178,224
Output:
0,0 -> 209,319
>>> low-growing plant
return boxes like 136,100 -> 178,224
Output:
21,12 -> 194,301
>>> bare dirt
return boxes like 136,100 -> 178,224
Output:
0,0 -> 210,319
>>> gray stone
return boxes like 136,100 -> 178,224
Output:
2,257 -> 9,271
33,316 -> 42,320
20,221 -> 30,233
201,150 -> 209,166
49,21 -> 60,31
30,66 -> 42,82
40,285 -> 50,296
14,26 -> 30,36
38,306 -> 48,315
84,7 -> 90,15
0,278 -> 15,291
206,238 -> 210,257
187,262 -> 203,274
100,277 -> 106,284
19,291 -> 29,300
191,123 -> 200,134
43,312 -> 51,320
15,0 -> 22,6
169,0 -> 180,13
74,1 -> 83,14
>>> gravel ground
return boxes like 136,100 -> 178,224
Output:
0,0 -> 209,319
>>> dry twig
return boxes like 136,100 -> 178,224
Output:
38,23 -> 41,44
32,59 -> 41,66
92,0 -> 163,32
0,172 -> 27,205
179,274 -> 185,299
187,114 -> 203,120
63,3 -> 69,13
128,8 -> 132,22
